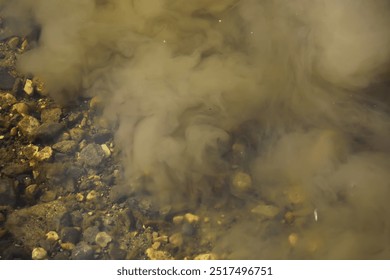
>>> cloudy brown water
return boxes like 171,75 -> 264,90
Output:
2,0 -> 390,259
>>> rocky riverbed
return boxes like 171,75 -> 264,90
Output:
0,36 -> 217,260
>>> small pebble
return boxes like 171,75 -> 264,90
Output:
172,215 -> 184,225
46,231 -> 59,241
33,146 -> 52,161
86,190 -> 98,201
60,242 -> 76,250
95,232 -> 112,248
101,144 -> 111,157
23,79 -> 34,95
184,213 -> 199,224
251,203 -> 280,218
76,193 -> 84,202
32,247 -> 47,260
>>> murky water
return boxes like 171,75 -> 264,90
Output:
2,0 -> 390,259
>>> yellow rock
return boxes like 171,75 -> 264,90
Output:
194,253 -> 218,260
184,213 -> 200,224
60,242 -> 75,250
32,247 -> 47,260
173,215 -> 184,225
86,190 -> 98,201
23,79 -> 34,95
46,231 -> 59,241
145,248 -> 173,260
251,203 -> 280,218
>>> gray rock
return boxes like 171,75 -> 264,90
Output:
71,242 -> 94,260
17,115 -> 40,138
41,108 -> 62,123
79,144 -> 105,167
52,140 -> 78,154
0,178 -> 15,207
60,227 -> 81,244
34,123 -> 65,142
0,69 -> 15,90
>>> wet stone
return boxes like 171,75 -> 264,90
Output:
251,203 -> 280,218
12,102 -> 29,115
83,226 -> 100,244
2,163 -> 30,176
60,227 -> 81,244
0,178 -> 15,207
52,140 -> 78,154
95,232 -> 112,248
33,146 -> 53,161
17,115 -> 40,138
23,79 -> 34,95
46,231 -> 59,241
71,242 -> 94,260
69,128 -> 85,142
31,247 -> 47,260
92,130 -> 112,144
41,108 -> 62,123
6,200 -> 67,250
79,144 -> 105,167
34,122 -> 65,142
0,92 -> 17,109
22,144 -> 39,159
0,69 -> 15,90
